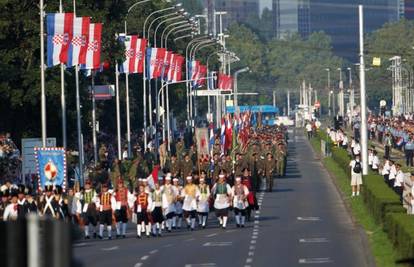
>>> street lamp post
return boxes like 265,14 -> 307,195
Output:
338,67 -> 344,117
347,67 -> 354,120
234,67 -> 250,116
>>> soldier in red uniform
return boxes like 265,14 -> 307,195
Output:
97,184 -> 115,239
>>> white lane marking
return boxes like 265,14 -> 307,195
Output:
164,244 -> 173,247
253,225 -> 259,229
249,245 -> 255,250
248,251 -> 254,256
101,246 -> 119,251
246,258 -> 253,263
141,255 -> 149,261
134,263 -> 142,267
255,210 -> 260,214
73,242 -> 86,247
184,264 -> 216,267
254,215 -> 259,219
203,242 -> 233,247
206,233 -> 218,237
250,240 -> 256,244
298,258 -> 332,264
297,216 -> 321,221
225,229 -> 237,233
254,220 -> 259,224
149,249 -> 159,254
185,238 -> 195,242
252,235 -> 258,239
299,238 -> 329,243
244,265 -> 252,267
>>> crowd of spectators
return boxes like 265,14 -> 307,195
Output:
0,133 -> 21,183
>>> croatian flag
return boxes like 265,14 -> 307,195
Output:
147,165 -> 159,190
135,38 -> 147,73
146,48 -> 165,79
67,16 -> 90,67
209,123 -> 215,157
167,53 -> 176,82
225,114 -> 233,151
161,51 -> 172,80
83,23 -> 102,70
46,13 -> 74,67
173,55 -> 184,82
120,35 -> 138,74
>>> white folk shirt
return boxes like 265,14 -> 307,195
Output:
342,136 -> 348,146
197,185 -> 210,213
212,183 -> 232,210
389,165 -> 397,180
231,184 -> 249,210
181,184 -> 200,211
174,185 -> 183,214
3,203 -> 18,221
368,153 -> 374,165
372,156 -> 380,170
161,184 -> 178,214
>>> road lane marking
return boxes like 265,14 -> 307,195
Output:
299,238 -> 329,243
163,244 -> 173,247
225,229 -> 237,233
149,249 -> 158,254
246,258 -> 253,263
248,251 -> 254,256
101,246 -> 119,251
255,210 -> 260,214
297,216 -> 321,221
185,238 -> 195,242
254,220 -> 259,224
141,255 -> 149,261
73,242 -> 86,247
249,245 -> 255,250
184,264 -> 216,267
203,242 -> 232,247
133,263 -> 142,267
298,258 -> 332,264
206,233 -> 218,237
250,240 -> 256,244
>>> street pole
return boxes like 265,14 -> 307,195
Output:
59,1 -> 66,149
115,63 -> 122,160
234,67 -> 249,116
273,91 -> 276,107
91,71 -> 98,166
287,90 -> 290,116
40,0 -> 46,147
359,5 -> 368,175
125,73 -> 131,158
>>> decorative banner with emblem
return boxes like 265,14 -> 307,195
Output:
195,128 -> 209,160
35,147 -> 67,190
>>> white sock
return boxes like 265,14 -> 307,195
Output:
241,216 -> 246,225
152,224 -> 156,234
146,224 -> 151,236
235,215 -> 240,225
84,225 -> 89,237
122,223 -> 127,235
198,215 -> 202,225
202,216 -> 207,226
99,224 -> 104,236
178,217 -> 182,228
137,224 -> 141,236
352,192 -> 356,197
172,217 -> 177,227
141,222 -> 145,232
107,226 -> 112,237
223,216 -> 228,227
167,219 -> 172,231
116,222 -> 121,235
191,218 -> 196,229
356,191 -> 360,196
161,221 -> 165,230
218,217 -> 223,225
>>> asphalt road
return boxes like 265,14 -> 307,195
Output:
73,129 -> 371,267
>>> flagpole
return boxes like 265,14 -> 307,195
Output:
40,0 -> 47,147
91,71 -> 98,166
115,62 -> 122,160
73,0 -> 84,185
125,72 -> 132,158
59,0 -> 67,149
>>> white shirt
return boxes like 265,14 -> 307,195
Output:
394,170 -> 404,187
231,184 -> 249,210
306,124 -> 312,132
342,136 -> 348,146
381,161 -> 391,175
3,203 -> 18,221
161,184 -> 178,214
368,153 -> 373,165
389,165 -> 397,180
353,143 -> 361,155
212,183 -> 232,210
372,156 -> 380,170
349,160 -> 362,176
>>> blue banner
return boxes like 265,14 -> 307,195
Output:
35,148 -> 66,190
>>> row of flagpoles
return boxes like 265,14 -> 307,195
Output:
39,1 -> 236,185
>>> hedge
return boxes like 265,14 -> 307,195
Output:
310,128 -> 413,262
384,213 -> 414,260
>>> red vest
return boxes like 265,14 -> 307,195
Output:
100,192 -> 112,211
115,188 -> 128,206
136,193 -> 148,210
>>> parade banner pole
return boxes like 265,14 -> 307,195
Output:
125,72 -> 132,158
40,0 -> 47,147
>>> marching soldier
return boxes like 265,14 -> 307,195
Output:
79,181 -> 98,239
165,154 -> 180,178
176,138 -> 185,161
264,153 -> 276,192
114,179 -> 134,238
180,154 -> 194,180
3,190 -> 18,221
276,143 -> 286,177
39,185 -> 60,219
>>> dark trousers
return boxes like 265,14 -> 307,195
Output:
394,186 -> 403,203
385,146 -> 391,159
405,150 -> 413,167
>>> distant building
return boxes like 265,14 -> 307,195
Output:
215,0 -> 260,29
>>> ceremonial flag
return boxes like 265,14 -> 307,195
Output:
47,13 -> 74,67
195,128 -> 209,159
209,123 -> 215,157
173,55 -> 184,82
198,65 -> 207,86
146,48 -> 165,79
167,53 -> 176,82
225,114 -> 233,151
161,51 -> 172,80
147,165 -> 159,190
84,23 -> 102,70
120,35 -> 138,74
35,147 -> 67,190
135,38 -> 146,73
67,16 -> 90,67
220,118 -> 226,155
